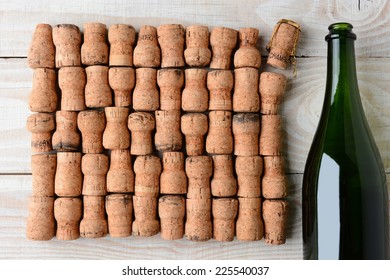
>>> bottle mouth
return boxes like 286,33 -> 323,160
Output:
325,22 -> 356,40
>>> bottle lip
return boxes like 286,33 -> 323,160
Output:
325,22 -> 356,41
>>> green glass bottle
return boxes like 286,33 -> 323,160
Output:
302,23 -> 389,260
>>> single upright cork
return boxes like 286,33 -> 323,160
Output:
263,199 -> 288,245
29,68 -> 57,113
28,23 -> 55,69
81,153 -> 109,196
182,68 -> 208,112
212,198 -> 238,242
26,196 -> 55,241
211,155 -> 237,197
160,152 -> 187,194
128,112 -> 155,155
234,27 -> 261,69
184,25 -> 211,67
232,113 -> 260,156
81,22 -> 109,65
102,107 -> 130,150
77,110 -> 106,154
133,25 -> 161,68
181,113 -> 208,156
108,67 -> 135,107
132,68 -> 159,111
233,67 -> 260,112
52,24 -> 81,67
206,111 -> 233,155
259,72 -> 287,115
58,67 -> 86,111
207,70 -> 234,111
157,69 -> 184,110
106,194 -> 133,237
134,155 -> 162,198
85,65 -> 112,108
26,113 -> 55,153
31,154 -> 56,197
209,27 -> 238,69
157,24 -> 185,68
55,152 -> 82,197
107,149 -> 134,193
236,197 -> 263,241
132,195 -> 159,237
155,110 -> 182,152
108,24 -> 136,66
235,156 -> 263,198
54,197 -> 82,240
262,156 -> 287,199
80,195 -> 108,238
52,111 -> 80,151
259,114 -> 282,156
159,195 -> 185,240
185,156 -> 212,199
185,198 -> 212,241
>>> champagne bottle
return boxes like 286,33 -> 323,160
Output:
302,23 -> 389,260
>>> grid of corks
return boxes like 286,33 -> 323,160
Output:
26,20 -> 300,244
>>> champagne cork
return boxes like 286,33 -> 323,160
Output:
212,198 -> 238,242
134,155 -> 162,198
182,68 -> 208,112
157,24 -> 185,68
107,149 -> 134,193
259,114 -> 282,156
235,156 -> 263,198
181,113 -> 208,156
26,196 -> 55,241
132,68 -> 159,111
158,195 -> 185,240
133,25 -> 161,68
209,27 -> 237,69
108,67 -> 135,107
108,24 -> 136,66
263,199 -> 287,245
160,152 -> 187,194
81,153 -> 109,196
52,24 -> 81,67
81,22 -> 108,65
128,112 -> 155,155
77,110 -> 106,154
206,111 -> 233,155
155,110 -> 182,152
132,195 -> 159,237
184,25 -> 211,67
157,68 -> 184,110
85,65 -> 112,108
29,68 -> 57,113
31,154 -> 56,197
185,198 -> 212,241
26,113 -> 55,153
106,194 -> 133,237
211,155 -> 237,197
234,27 -> 261,69
262,156 -> 287,199
28,23 -> 55,69
58,67 -> 86,111
54,152 -> 82,197
236,197 -> 263,241
232,113 -> 260,156
102,107 -> 130,150
80,195 -> 108,238
259,72 -> 287,115
54,197 -> 82,240
185,156 -> 212,199
207,70 -> 234,111
233,67 -> 260,112
52,111 -> 80,151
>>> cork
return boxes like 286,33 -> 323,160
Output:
157,24 -> 185,68
108,24 -> 136,66
185,156 -> 212,199
207,70 -> 234,111
185,198 -> 212,241
128,112 -> 155,155
81,22 -> 109,66
259,114 -> 282,156
54,152 -> 82,197
158,195 -> 185,240
184,25 -> 211,67
103,107 -> 130,150
232,113 -> 260,156
157,68 -> 184,110
160,152 -> 187,194
132,68 -> 159,111
107,149 -> 135,193
54,197 -> 82,240
259,72 -> 287,115
26,196 -> 55,241
182,68 -> 208,112
235,156 -> 263,198
211,155 -> 237,197
234,27 -> 261,69
233,67 -> 260,112
134,155 -> 162,198
108,67 -> 135,107
26,113 -> 55,153
31,154 -> 56,197
133,25 -> 161,68
132,195 -> 159,237
106,194 -> 133,238
181,113 -> 208,156
155,110 -> 182,152
262,156 -> 287,199
52,111 -> 80,151
85,65 -> 112,108
209,27 -> 238,69
58,67 -> 86,111
206,111 -> 233,155
236,197 -> 263,241
77,110 -> 106,154
80,195 -> 108,238
212,198 -> 238,242
29,68 -> 57,113
52,24 -> 81,67
263,199 -> 287,245
28,23 -> 55,69
81,153 -> 109,196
